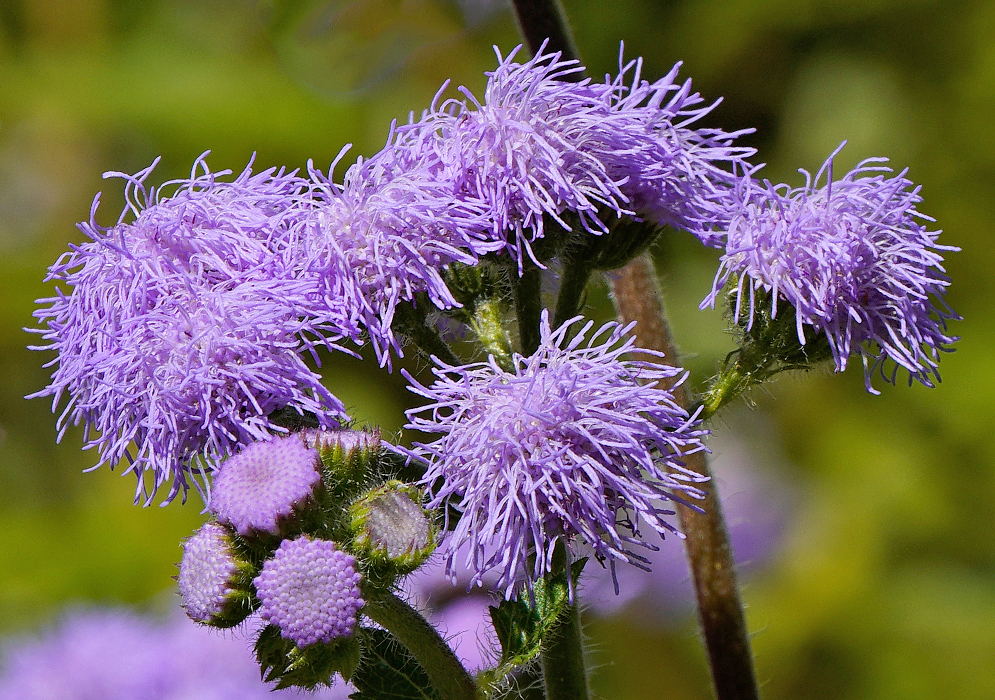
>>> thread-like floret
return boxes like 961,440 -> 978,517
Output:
28,155 -> 348,504
210,437 -> 321,536
703,144 -> 959,391
254,538 -> 364,647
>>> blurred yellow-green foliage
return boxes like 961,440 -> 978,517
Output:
0,1 -> 993,698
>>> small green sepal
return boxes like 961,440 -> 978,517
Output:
306,428 -> 382,493
254,623 -> 362,690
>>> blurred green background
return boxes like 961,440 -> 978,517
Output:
0,0 -> 992,698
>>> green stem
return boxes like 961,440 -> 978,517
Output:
607,253 -> 760,700
510,0 -> 580,66
362,588 -> 479,700
552,259 -> 593,329
540,602 -> 590,700
698,359 -> 751,422
513,265 -> 543,356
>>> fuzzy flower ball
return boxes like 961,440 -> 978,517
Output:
28,155 -> 348,504
254,538 -> 364,647
177,522 -> 242,623
703,145 -> 959,391
403,312 -> 708,597
209,437 -> 322,536
405,45 -> 630,271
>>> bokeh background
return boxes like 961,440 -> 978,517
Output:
1,0 -> 993,698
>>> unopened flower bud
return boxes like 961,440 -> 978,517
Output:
209,436 -> 322,537
350,481 -> 436,573
177,521 -> 256,628
254,537 -> 364,648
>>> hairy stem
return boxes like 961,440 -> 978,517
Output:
699,360 -> 751,422
552,259 -> 593,329
540,602 -> 590,700
513,265 -> 543,356
607,253 -> 760,700
362,588 -> 479,700
470,297 -> 514,366
510,0 -> 580,66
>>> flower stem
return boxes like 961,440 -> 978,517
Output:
510,0 -> 580,66
540,601 -> 590,700
607,253 -> 760,700
513,264 -> 543,356
362,587 -> 479,700
552,259 -> 593,329
699,359 -> 751,422
470,297 -> 514,366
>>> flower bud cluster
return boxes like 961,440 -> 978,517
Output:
175,429 -> 436,688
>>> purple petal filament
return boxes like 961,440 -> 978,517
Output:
28,156 -> 349,504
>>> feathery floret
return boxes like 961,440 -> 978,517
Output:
28,156 -> 348,504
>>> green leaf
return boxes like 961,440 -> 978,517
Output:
254,624 -> 362,690
481,558 -> 587,687
350,628 -> 441,700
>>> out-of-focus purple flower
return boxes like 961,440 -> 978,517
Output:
0,609 -> 352,700
178,521 -> 245,624
305,146 -> 486,365
255,537 -> 364,647
28,156 -> 350,504
209,436 -> 321,536
702,145 -> 959,391
403,311 -> 708,598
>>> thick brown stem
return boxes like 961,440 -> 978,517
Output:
607,253 -> 760,700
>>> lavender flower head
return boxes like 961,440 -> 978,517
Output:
702,144 -> 959,390
0,609 -> 351,700
403,311 -> 709,597
601,51 -> 756,246
28,156 -> 348,504
254,537 -> 364,647
403,45 -> 631,271
209,436 -> 322,536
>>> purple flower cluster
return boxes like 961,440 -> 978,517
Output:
703,145 -> 959,390
305,147 -> 486,364
254,537 -> 365,648
390,44 -> 753,268
404,312 -> 708,597
30,46 -> 753,502
0,609 -> 351,700
29,156 -> 347,503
